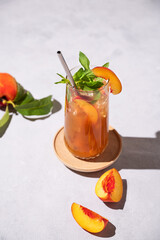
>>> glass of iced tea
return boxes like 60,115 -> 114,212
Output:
56,51 -> 122,159
64,81 -> 109,159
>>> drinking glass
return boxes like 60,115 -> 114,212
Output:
64,76 -> 109,159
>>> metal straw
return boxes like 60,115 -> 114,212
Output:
57,51 -> 91,100
57,51 -> 76,88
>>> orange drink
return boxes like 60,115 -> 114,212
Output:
64,83 -> 109,159
56,51 -> 122,159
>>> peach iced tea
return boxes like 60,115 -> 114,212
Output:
64,83 -> 109,159
56,51 -> 122,159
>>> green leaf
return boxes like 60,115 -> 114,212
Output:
79,69 -> 95,80
55,51 -> 109,91
95,77 -> 105,82
56,73 -> 66,78
103,62 -> 109,68
15,95 -> 53,116
0,105 -> 9,127
55,79 -> 70,84
66,86 -> 71,102
55,73 -> 71,85
73,68 -> 84,81
83,85 -> 94,91
90,91 -> 101,104
19,91 -> 34,105
79,51 -> 90,70
13,83 -> 27,104
85,80 -> 104,89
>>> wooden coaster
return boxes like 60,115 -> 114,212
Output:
53,126 -> 122,172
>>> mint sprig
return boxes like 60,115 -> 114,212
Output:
55,73 -> 71,85
56,51 -> 109,91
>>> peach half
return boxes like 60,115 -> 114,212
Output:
92,67 -> 122,94
71,202 -> 108,233
95,168 -> 123,202
74,98 -> 98,124
0,73 -> 17,101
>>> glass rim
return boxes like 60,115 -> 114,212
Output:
67,82 -> 109,94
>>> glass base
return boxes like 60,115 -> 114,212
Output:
68,142 -> 109,160
53,126 -> 122,172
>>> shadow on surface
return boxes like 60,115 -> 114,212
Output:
0,99 -> 61,137
66,132 -> 160,238
93,221 -> 116,238
114,131 -> 160,171
51,99 -> 62,114
72,130 -> 160,178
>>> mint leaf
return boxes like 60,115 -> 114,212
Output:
85,80 -> 104,89
73,68 -> 103,90
56,73 -> 66,78
83,86 -> 94,91
0,105 -> 9,127
55,51 -> 108,91
103,62 -> 109,68
95,77 -> 105,82
55,73 -> 71,85
55,79 -> 70,84
66,86 -> 71,102
79,51 -> 90,70
15,95 -> 53,116
79,69 -> 95,80
90,91 -> 101,104
73,68 -> 84,82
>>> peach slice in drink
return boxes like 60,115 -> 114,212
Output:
74,98 -> 98,124
95,168 -> 123,202
92,67 -> 122,94
71,202 -> 108,233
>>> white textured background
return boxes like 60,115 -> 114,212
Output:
0,0 -> 160,239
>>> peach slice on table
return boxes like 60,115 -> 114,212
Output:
95,168 -> 123,202
92,67 -> 122,94
71,202 -> 108,233
74,98 -> 98,124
